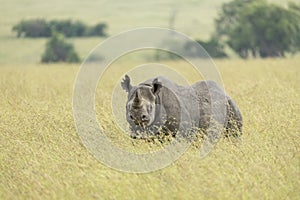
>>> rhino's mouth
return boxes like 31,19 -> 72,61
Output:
134,120 -> 150,127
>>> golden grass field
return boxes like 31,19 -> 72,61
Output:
0,58 -> 299,199
1,0 -> 299,199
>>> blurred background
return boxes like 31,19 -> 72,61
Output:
1,0 -> 299,64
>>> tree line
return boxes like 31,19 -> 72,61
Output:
12,19 -> 107,38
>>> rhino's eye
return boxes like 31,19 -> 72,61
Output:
129,114 -> 134,120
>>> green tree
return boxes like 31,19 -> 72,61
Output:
215,0 -> 256,39
12,19 -> 108,38
288,2 -> 300,54
12,19 -> 51,37
49,20 -> 87,37
41,33 -> 80,63
215,0 -> 300,58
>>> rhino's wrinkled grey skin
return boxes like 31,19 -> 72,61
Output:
121,75 -> 242,139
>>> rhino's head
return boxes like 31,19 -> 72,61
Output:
121,75 -> 162,130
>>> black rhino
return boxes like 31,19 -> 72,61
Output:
121,75 -> 242,139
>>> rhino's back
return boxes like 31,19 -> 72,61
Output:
143,77 -> 227,129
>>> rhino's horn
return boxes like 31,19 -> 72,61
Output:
133,90 -> 141,105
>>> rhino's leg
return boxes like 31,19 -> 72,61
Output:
225,97 -> 243,137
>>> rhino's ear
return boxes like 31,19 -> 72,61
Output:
152,78 -> 162,95
121,74 -> 132,93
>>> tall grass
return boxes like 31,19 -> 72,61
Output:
0,58 -> 299,199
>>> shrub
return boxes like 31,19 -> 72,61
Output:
154,50 -> 181,61
198,38 -> 227,58
86,22 -> 107,37
184,37 -> 228,58
41,33 -> 80,63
